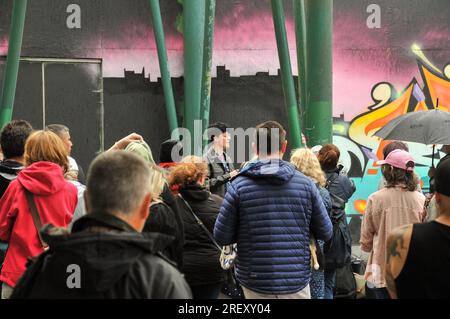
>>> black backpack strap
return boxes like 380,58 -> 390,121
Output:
24,190 -> 48,250
178,194 -> 222,252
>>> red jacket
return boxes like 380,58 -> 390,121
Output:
0,161 -> 77,287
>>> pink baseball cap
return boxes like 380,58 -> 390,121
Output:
376,149 -> 415,172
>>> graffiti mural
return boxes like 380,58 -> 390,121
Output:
333,50 -> 450,240
1,0 -> 450,242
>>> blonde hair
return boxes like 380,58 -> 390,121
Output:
24,130 -> 69,173
148,164 -> 165,203
168,156 -> 208,187
290,148 -> 326,187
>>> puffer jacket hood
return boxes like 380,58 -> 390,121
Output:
240,159 -> 295,185
17,162 -> 66,196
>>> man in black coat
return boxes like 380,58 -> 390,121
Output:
11,151 -> 192,299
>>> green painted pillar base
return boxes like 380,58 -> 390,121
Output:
305,101 -> 332,146
149,0 -> 178,133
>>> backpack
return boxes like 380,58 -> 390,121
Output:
324,173 -> 352,269
10,251 -> 49,299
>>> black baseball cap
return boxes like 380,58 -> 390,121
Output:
435,157 -> 450,197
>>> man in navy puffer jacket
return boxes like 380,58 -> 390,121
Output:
214,121 -> 333,299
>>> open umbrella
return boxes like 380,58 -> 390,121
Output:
374,109 -> 450,167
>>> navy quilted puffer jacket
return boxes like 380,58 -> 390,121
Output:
214,159 -> 333,295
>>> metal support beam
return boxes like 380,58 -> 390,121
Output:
183,0 -> 206,155
305,0 -> 333,147
149,0 -> 178,133
293,0 -> 307,137
0,0 -> 28,129
271,0 -> 303,148
200,0 -> 216,148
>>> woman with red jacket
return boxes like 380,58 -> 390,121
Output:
0,130 -> 77,298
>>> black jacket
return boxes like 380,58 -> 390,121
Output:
324,167 -> 356,204
11,213 -> 192,299
205,148 -> 235,197
145,184 -> 185,270
177,184 -> 225,286
0,159 -> 22,199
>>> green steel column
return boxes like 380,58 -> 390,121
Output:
200,0 -> 216,148
293,0 -> 307,135
149,0 -> 178,133
0,0 -> 28,129
183,0 -> 205,155
305,0 -> 333,146
271,0 -> 303,148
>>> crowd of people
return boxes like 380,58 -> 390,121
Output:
0,119 -> 448,299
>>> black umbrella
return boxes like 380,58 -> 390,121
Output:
374,108 -> 450,167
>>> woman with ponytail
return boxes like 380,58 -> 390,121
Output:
317,144 -> 356,299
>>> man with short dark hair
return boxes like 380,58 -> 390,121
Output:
0,120 -> 33,198
214,121 -> 332,299
385,158 -> 450,299
11,151 -> 192,299
205,122 -> 238,197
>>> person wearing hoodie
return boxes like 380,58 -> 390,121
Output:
0,130 -> 78,299
169,156 -> 225,299
10,151 -> 192,299
124,140 -> 185,270
214,121 -> 333,299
